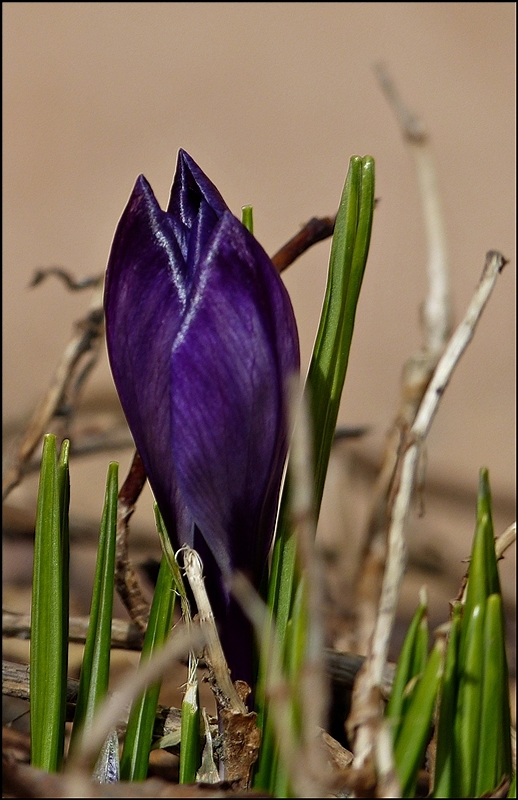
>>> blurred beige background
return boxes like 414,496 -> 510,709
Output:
3,3 -> 515,664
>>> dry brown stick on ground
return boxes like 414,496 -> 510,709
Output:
2,612 -> 144,651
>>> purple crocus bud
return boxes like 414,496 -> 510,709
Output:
104,150 -> 300,686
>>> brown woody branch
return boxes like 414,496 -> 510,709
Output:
114,450 -> 150,631
271,215 -> 336,272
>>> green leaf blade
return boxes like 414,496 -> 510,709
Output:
386,597 -> 428,742
30,434 -> 69,772
475,593 -> 512,796
120,553 -> 176,781
454,602 -> 486,798
71,462 -> 119,754
179,676 -> 201,784
394,637 -> 445,798
432,603 -> 462,798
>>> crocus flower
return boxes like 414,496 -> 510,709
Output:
104,150 -> 300,686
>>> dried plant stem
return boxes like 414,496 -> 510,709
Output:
349,251 -> 507,770
181,548 -> 246,714
181,549 -> 262,789
3,658 -> 185,748
374,63 -> 452,353
2,275 -> 105,502
271,215 -> 336,273
2,611 -> 144,651
115,450 -> 150,631
353,65 -> 453,653
496,522 -> 517,560
374,720 -> 401,798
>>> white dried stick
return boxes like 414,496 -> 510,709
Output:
352,250 -> 507,767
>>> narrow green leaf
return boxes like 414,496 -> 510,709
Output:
307,155 -> 375,514
394,637 -> 445,798
30,434 -> 70,772
432,603 -> 462,798
253,711 -> 276,791
508,771 -> 516,798
241,204 -> 254,234
285,577 -> 307,683
253,509 -> 296,789
411,602 -> 429,679
70,462 -> 119,753
179,669 -> 201,784
461,470 -> 500,661
120,554 -> 176,780
272,753 -> 291,800
272,579 -> 308,798
57,439 -> 70,730
267,156 -> 375,634
475,594 -> 512,796
266,155 -> 375,633
454,602 -> 486,798
386,597 -> 428,742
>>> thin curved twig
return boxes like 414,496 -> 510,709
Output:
271,215 -> 336,272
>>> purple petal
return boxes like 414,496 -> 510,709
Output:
104,174 -> 186,536
169,211 -> 299,585
167,149 -> 229,265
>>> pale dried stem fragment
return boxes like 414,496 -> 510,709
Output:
350,251 -> 507,770
115,450 -> 150,631
496,522 -> 516,560
374,720 -> 401,798
181,549 -> 262,789
182,547 -> 247,715
353,64 -> 453,654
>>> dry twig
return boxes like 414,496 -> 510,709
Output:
2,611 -> 144,651
496,522 -> 517,560
114,450 -> 150,631
353,64 -> 454,653
271,215 -> 336,273
2,659 -> 185,750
